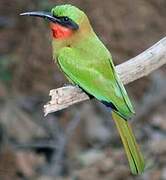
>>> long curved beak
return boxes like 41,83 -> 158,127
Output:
20,11 -> 61,24
20,11 -> 79,30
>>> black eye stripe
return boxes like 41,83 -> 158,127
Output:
59,16 -> 70,22
52,14 -> 79,30
53,15 -> 69,21
63,17 -> 69,21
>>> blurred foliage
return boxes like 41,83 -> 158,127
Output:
0,56 -> 13,84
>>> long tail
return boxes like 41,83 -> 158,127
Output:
112,111 -> 145,175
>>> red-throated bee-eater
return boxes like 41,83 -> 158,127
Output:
20,4 -> 145,174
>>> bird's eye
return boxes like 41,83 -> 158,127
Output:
63,17 -> 69,21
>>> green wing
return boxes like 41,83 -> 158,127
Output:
57,46 -> 134,119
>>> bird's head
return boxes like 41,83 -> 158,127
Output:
20,4 -> 89,39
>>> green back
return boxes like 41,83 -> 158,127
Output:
56,32 -> 135,119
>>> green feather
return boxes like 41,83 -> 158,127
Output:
51,4 -> 85,24
57,37 -> 134,119
51,4 -> 145,174
112,111 -> 145,174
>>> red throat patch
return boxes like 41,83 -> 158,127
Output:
50,23 -> 73,39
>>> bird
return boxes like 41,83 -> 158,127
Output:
20,4 -> 145,174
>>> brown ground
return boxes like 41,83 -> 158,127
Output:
0,0 -> 166,179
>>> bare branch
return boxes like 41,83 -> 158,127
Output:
44,37 -> 166,116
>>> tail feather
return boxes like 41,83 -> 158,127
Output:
112,111 -> 145,174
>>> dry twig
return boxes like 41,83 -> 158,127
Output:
44,37 -> 166,116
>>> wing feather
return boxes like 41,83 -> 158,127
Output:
57,46 -> 134,119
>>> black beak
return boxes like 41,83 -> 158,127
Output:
20,11 -> 61,24
20,11 -> 79,30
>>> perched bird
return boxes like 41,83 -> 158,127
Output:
21,4 -> 145,174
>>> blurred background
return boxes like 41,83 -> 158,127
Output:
0,0 -> 166,179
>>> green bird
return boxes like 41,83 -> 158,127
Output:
21,4 -> 145,174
